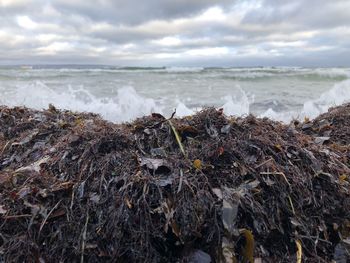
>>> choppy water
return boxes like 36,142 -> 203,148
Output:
1,65 -> 350,123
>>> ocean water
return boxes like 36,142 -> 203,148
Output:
0,65 -> 350,123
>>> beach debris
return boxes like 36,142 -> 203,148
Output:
0,104 -> 350,262
314,136 -> 330,145
188,249 -> 211,263
297,103 -> 350,145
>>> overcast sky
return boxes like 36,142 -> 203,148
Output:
1,0 -> 350,66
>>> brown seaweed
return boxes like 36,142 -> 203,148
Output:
0,104 -> 350,262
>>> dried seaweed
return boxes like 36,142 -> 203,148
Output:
0,105 -> 350,262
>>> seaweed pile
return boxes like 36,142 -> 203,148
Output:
0,104 -> 349,262
298,103 -> 350,146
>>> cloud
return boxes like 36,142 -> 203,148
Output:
51,0 -> 232,25
242,0 -> 350,29
16,15 -> 38,29
0,0 -> 349,66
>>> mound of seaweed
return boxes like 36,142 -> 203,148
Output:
297,103 -> 350,146
0,105 -> 350,262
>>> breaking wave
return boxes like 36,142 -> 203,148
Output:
0,81 -> 253,122
0,67 -> 350,124
221,88 -> 252,116
220,67 -> 350,80
261,79 -> 350,121
0,82 -> 161,122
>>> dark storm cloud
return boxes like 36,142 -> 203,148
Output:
0,0 -> 349,66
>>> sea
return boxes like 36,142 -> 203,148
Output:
1,65 -> 350,123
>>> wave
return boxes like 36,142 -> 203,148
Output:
218,67 -> 350,80
174,101 -> 196,117
0,82 -> 162,122
261,79 -> 350,121
165,67 -> 204,73
2,66 -> 350,80
312,68 -> 350,78
1,77 -> 350,124
221,88 -> 252,116
0,81 -> 253,122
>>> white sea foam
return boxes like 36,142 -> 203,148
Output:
174,101 -> 195,117
221,88 -> 252,116
1,79 -> 349,124
301,79 -> 350,116
313,68 -> 350,78
220,67 -> 350,79
0,82 -> 162,122
261,79 -> 350,122
172,88 -> 252,117
0,80 -> 253,121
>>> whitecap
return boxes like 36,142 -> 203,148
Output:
260,79 -> 350,122
0,82 -> 162,123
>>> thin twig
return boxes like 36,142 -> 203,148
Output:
39,200 -> 62,235
0,140 -> 11,156
147,109 -> 176,129
81,207 -> 89,263
2,214 -> 32,219
288,195 -> 295,215
299,235 -> 332,245
255,158 -> 273,169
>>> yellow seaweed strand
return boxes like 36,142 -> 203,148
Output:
168,120 -> 187,158
296,239 -> 302,263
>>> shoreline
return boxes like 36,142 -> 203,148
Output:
1,104 -> 349,262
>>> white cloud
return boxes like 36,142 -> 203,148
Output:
152,37 -> 181,46
36,33 -> 61,43
0,0 -> 28,7
196,6 -> 226,22
186,47 -> 229,56
36,41 -> 74,55
268,41 -> 306,47
0,30 -> 26,46
154,52 -> 181,59
16,15 -> 38,30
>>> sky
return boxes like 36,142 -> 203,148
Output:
0,0 -> 350,66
